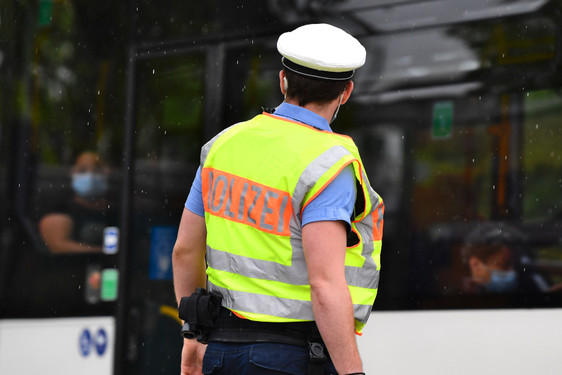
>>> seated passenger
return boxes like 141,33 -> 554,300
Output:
461,222 -> 551,294
38,151 -> 116,254
463,240 -> 518,293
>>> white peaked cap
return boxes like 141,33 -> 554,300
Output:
277,23 -> 366,80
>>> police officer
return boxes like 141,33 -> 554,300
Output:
173,23 -> 384,375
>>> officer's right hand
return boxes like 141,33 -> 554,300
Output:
180,338 -> 206,375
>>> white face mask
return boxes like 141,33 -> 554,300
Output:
72,172 -> 108,198
484,269 -> 518,293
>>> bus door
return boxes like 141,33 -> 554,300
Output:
115,45 -> 208,375
117,37 -> 282,374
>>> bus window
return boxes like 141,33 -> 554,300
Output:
369,91 -> 562,308
1,0 -> 125,318
403,95 -> 562,305
347,7 -> 562,309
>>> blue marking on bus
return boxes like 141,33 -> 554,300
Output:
149,226 -> 177,280
79,329 -> 92,357
95,328 -> 108,356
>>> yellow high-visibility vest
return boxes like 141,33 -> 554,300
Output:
201,112 -> 384,333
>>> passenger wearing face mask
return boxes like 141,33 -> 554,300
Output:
38,151 -> 116,254
464,243 -> 518,293
72,168 -> 109,199
461,222 -> 551,294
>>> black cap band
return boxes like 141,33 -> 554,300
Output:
282,57 -> 354,81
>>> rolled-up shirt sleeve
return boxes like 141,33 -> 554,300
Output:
185,166 -> 205,217
301,164 -> 356,228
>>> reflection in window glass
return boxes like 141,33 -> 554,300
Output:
522,90 -> 562,290
523,90 -> 562,221
135,55 -> 205,215
411,117 -> 493,231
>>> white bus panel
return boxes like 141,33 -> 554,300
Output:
0,317 -> 114,375
359,308 -> 562,375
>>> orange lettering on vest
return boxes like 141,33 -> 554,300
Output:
202,167 -> 292,236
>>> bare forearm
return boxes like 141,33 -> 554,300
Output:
172,209 -> 208,305
39,214 -> 102,254
311,282 -> 362,374
172,248 -> 207,304
302,221 -> 363,374
172,209 -> 208,374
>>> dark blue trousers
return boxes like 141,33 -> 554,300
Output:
202,342 -> 338,375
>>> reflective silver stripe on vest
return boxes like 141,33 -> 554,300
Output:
206,243 -> 308,284
347,172 -> 384,291
346,217 -> 379,290
208,281 -> 374,321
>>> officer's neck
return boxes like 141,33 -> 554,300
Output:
284,97 -> 340,124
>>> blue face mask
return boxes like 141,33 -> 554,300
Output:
484,269 -> 518,293
72,172 -> 108,198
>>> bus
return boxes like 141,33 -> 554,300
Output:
1,1 -> 561,374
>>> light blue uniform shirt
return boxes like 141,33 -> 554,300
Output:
185,102 -> 356,227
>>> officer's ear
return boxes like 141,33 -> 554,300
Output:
279,70 -> 287,96
340,80 -> 354,105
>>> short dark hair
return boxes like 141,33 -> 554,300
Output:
467,244 -> 511,264
284,69 -> 349,107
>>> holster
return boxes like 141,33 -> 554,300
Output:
178,288 -> 222,344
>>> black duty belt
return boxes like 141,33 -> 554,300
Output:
208,307 -> 322,348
